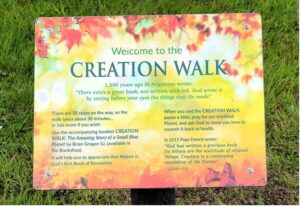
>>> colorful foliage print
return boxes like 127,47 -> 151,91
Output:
35,14 -> 263,84
35,14 -> 261,54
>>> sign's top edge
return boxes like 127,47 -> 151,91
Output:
35,13 -> 261,22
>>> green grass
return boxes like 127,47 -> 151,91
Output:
0,0 -> 298,204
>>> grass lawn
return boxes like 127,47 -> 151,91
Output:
0,0 -> 298,204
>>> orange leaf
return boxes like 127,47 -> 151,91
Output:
34,128 -> 40,136
241,74 -> 252,83
137,167 -> 177,187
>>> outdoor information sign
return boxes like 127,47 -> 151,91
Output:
33,14 -> 266,189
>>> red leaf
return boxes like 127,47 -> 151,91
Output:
195,23 -> 204,30
141,26 -> 157,37
202,15 -> 209,21
213,15 -> 220,24
125,16 -> 143,40
195,176 -> 201,187
35,35 -> 48,58
58,29 -> 82,51
223,63 -> 239,77
140,166 -> 150,184
254,67 -> 263,77
34,128 -> 40,136
43,18 -> 56,28
220,162 -> 236,186
231,69 -> 239,76
234,50 -> 241,60
216,26 -> 222,34
156,15 -> 180,38
248,20 -> 261,30
137,167 -> 177,187
205,168 -> 220,183
187,43 -> 198,52
79,17 -> 117,40
225,13 -> 236,20
60,17 -> 73,28
224,26 -> 233,34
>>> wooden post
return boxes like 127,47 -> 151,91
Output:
131,188 -> 176,205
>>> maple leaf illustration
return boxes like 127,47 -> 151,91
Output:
58,29 -> 82,52
35,35 -> 48,58
79,17 -> 117,40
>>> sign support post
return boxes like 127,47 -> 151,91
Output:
131,188 -> 176,205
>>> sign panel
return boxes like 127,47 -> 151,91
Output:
34,14 -> 266,189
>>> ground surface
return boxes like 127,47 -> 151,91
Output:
0,0 -> 298,205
